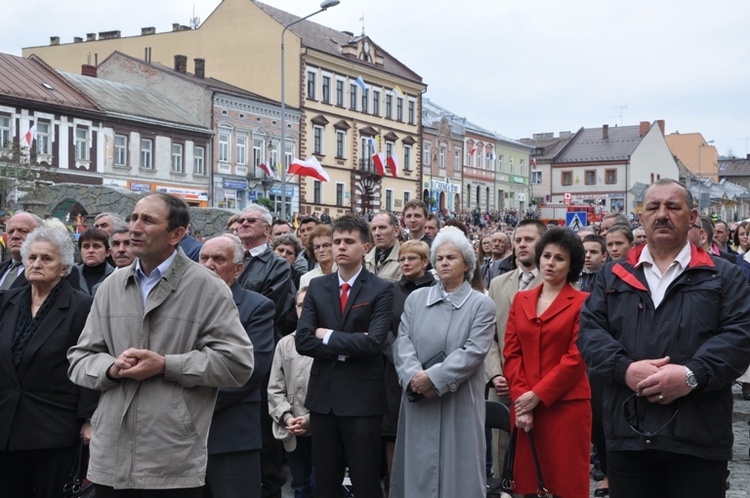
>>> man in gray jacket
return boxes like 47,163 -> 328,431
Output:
68,193 -> 254,496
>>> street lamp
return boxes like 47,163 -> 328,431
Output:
280,0 -> 340,220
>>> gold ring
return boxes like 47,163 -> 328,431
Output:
658,394 -> 664,402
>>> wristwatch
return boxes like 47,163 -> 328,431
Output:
685,366 -> 698,389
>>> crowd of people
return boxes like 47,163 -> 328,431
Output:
1,181 -> 749,498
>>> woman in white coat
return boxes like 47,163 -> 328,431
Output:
390,227 -> 496,498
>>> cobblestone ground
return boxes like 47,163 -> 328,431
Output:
281,384 -> 750,497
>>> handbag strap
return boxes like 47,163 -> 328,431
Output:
63,439 -> 86,497
501,427 -> 517,491
528,430 -> 550,497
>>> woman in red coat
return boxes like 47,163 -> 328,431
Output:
504,227 -> 591,498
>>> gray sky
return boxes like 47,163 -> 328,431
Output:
4,0 -> 749,158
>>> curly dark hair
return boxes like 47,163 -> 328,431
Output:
534,227 -> 585,283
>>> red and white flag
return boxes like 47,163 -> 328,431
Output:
469,146 -> 477,157
372,152 -> 386,176
387,154 -> 399,178
288,156 -> 330,182
259,162 -> 274,177
531,158 -> 537,168
21,120 -> 36,148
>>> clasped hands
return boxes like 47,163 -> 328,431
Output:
285,415 -> 310,436
409,370 -> 437,399
107,348 -> 166,381
514,390 -> 540,433
625,356 -> 692,405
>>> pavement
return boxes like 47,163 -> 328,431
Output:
280,383 -> 750,497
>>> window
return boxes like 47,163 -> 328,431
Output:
0,115 -> 10,149
171,143 -> 184,173
585,170 -> 596,185
140,138 -> 153,169
454,149 -> 461,170
313,126 -> 324,155
408,99 -> 415,124
219,132 -> 230,163
336,182 -> 344,206
336,130 -> 346,158
396,97 -> 404,121
439,145 -> 446,169
386,141 -> 394,173
403,144 -> 412,171
349,83 -> 357,110
36,122 -> 51,156
269,142 -> 279,173
313,180 -> 322,204
385,189 -> 393,211
531,171 -> 542,184
194,146 -> 206,175
306,70 -> 316,100
372,89 -> 380,116
236,135 -> 247,165
75,127 -> 89,160
477,150 -> 484,169
385,94 -> 393,119
605,169 -> 617,184
322,75 -> 331,103
403,190 -> 411,204
336,79 -> 345,106
520,159 -> 525,176
114,134 -> 127,166
423,142 -> 431,165
253,140 -> 264,171
498,155 -> 504,172
562,171 -> 573,186
361,88 -> 369,114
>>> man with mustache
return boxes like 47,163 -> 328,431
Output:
579,179 -> 750,497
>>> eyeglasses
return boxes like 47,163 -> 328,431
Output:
313,243 -> 332,251
238,217 -> 261,225
622,392 -> 679,438
398,255 -> 421,263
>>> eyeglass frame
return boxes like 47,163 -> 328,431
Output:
622,391 -> 679,438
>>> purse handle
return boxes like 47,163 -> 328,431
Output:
528,430 -> 550,497
501,427 -> 517,492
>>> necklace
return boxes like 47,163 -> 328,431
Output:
539,294 -> 555,304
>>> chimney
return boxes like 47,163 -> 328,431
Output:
639,121 -> 650,137
172,23 -> 182,31
86,33 -> 97,41
81,64 -> 98,78
74,37 -> 83,43
194,58 -> 205,78
656,119 -> 665,134
50,36 -> 60,46
98,30 -> 121,40
174,55 -> 188,74
141,27 -> 156,36
602,124 -> 609,139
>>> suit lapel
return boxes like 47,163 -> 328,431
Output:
326,273 -> 343,322
505,270 -> 519,307
341,270 -> 368,321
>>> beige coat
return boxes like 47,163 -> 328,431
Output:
267,333 -> 313,451
364,240 -> 402,282
67,249 -> 254,489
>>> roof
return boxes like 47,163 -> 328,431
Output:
60,72 -> 209,130
555,125 -> 645,163
254,1 -> 423,83
718,155 -> 750,176
519,134 -> 576,162
0,53 -> 98,111
99,51 -> 287,109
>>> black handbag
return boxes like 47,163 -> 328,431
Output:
497,428 -> 550,498
63,439 -> 95,498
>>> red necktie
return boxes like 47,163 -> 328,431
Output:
340,283 -> 351,313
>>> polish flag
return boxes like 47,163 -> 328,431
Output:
368,137 -> 385,176
469,146 -> 477,156
21,120 -> 36,148
289,156 -> 330,182
387,154 -> 399,178
259,162 -> 274,177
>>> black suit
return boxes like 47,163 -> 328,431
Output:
205,282 -> 275,498
296,268 -> 394,498
0,259 -> 27,292
0,280 -> 97,496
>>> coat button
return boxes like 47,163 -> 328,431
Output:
645,439 -> 651,445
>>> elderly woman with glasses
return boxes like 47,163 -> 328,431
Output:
299,224 -> 337,289
390,227 -> 496,498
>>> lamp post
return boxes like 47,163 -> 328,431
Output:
280,0 -> 340,221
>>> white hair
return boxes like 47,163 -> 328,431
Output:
242,204 -> 273,226
430,226 -> 477,282
21,227 -> 75,275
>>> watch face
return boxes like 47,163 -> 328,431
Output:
687,374 -> 698,388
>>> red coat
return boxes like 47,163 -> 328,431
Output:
504,283 -> 592,498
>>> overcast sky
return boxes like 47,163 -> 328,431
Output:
4,0 -> 749,158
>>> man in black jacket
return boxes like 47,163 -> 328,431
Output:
579,179 -> 750,497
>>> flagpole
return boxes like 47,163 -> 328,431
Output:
280,0 -> 339,221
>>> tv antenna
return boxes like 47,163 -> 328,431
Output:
612,104 -> 628,126
189,6 -> 201,30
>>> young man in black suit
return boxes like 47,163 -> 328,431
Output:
296,215 -> 394,498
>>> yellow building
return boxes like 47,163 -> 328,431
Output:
665,132 -> 718,182
23,0 -> 426,216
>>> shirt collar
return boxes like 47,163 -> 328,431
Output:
135,249 -> 179,279
636,242 -> 692,271
338,266 -> 363,288
248,243 -> 268,258
516,267 -> 539,278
